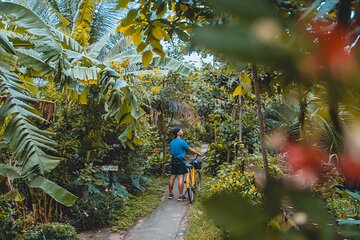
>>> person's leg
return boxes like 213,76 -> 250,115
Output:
168,175 -> 176,199
178,174 -> 184,196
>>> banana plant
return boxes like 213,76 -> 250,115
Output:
0,0 -> 193,205
0,35 -> 76,206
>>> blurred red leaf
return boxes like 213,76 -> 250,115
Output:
284,143 -> 327,174
339,154 -> 360,187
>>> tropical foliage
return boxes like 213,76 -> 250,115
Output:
2,0 -> 360,239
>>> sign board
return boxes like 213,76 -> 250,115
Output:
101,165 -> 119,172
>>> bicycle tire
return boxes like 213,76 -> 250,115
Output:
194,171 -> 202,192
187,177 -> 195,203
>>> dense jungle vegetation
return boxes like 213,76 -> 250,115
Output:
1,0 -> 360,239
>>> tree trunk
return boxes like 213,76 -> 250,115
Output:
238,95 -> 243,157
158,106 -> 167,160
252,65 -> 269,179
226,149 -> 231,163
238,95 -> 245,172
298,86 -> 307,142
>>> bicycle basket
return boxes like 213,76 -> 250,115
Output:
193,160 -> 202,169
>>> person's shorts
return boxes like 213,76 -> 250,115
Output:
171,158 -> 188,175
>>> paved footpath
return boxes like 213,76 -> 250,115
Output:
124,144 -> 209,240
80,144 -> 208,240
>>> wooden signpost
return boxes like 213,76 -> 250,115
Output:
101,165 -> 119,191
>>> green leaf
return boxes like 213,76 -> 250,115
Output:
193,26 -> 290,65
211,0 -> 280,22
3,188 -> 25,202
142,50 -> 153,67
152,26 -> 163,40
0,2 -> 62,60
0,164 -> 21,178
175,29 -> 189,41
204,193 -> 263,239
344,189 -> 360,201
117,0 -> 131,9
122,10 -> 138,27
0,33 -> 16,54
28,176 -> 77,206
289,189 -> 334,240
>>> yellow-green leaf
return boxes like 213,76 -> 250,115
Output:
117,0 -> 130,8
150,86 -> 161,93
233,85 -> 242,97
124,25 -> 137,36
142,50 -> 153,67
152,47 -> 165,57
121,10 -> 138,27
242,74 -> 251,85
79,88 -> 89,105
132,32 -> 142,46
137,41 -> 148,52
152,26 -> 163,40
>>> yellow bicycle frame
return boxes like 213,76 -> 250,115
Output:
185,166 -> 196,189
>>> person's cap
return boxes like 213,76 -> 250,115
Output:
172,128 -> 181,136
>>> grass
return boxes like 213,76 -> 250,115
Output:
110,177 -> 167,232
185,177 -> 225,240
185,198 -> 225,240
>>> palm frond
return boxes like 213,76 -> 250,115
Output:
0,2 -> 62,61
20,0 -> 69,28
52,29 -> 84,53
89,32 -> 129,60
107,49 -> 193,76
51,0 -> 81,27
101,68 -> 145,147
316,114 -> 343,154
89,2 -> 125,44
16,48 -> 56,76
0,67 -> 61,175
71,0 -> 97,47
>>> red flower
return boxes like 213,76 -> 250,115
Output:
284,144 -> 326,174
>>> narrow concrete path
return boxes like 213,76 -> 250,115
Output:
124,144 -> 209,240
124,178 -> 188,240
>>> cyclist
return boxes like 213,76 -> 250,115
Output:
168,128 -> 201,201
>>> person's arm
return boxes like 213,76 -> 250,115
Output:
189,147 -> 201,156
182,140 -> 201,156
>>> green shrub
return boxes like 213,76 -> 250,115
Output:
206,163 -> 262,205
0,199 -> 18,240
204,143 -> 229,176
144,152 -> 171,176
21,222 -> 78,240
69,192 -> 123,230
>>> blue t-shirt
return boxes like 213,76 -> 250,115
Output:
170,138 -> 190,159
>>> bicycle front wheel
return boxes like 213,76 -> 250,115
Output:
187,178 -> 195,203
194,171 -> 202,192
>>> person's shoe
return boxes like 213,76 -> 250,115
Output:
168,193 -> 174,199
177,195 -> 186,202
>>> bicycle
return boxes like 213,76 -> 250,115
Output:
184,155 -> 204,203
